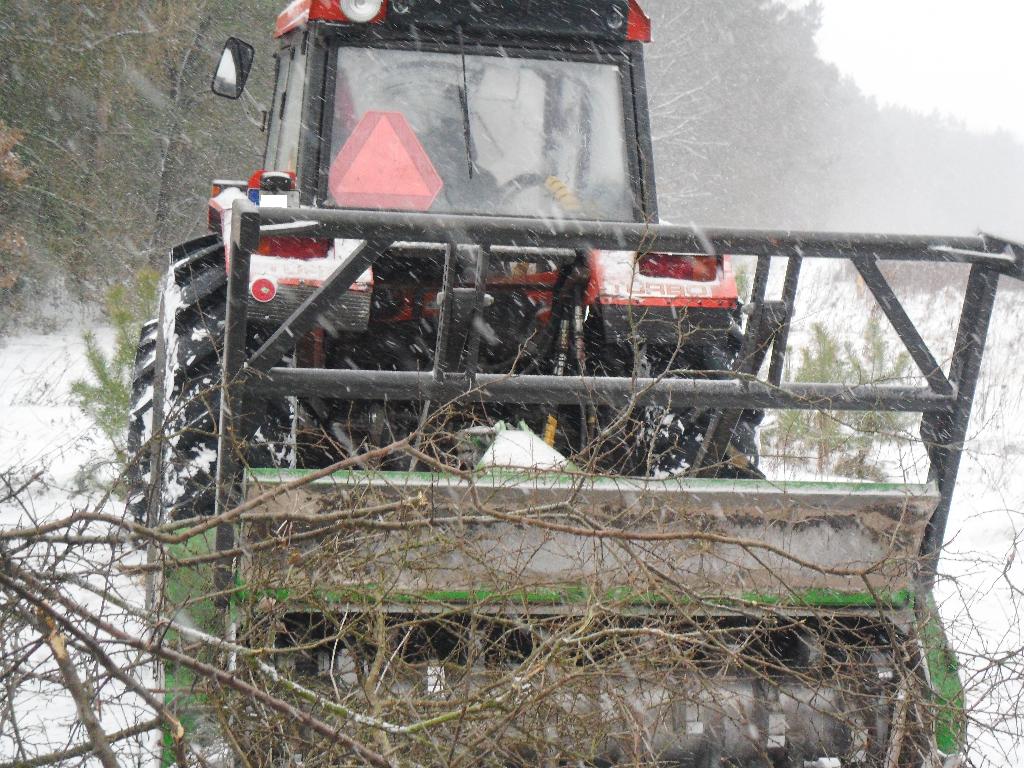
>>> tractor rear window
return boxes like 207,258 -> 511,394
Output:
328,47 -> 635,221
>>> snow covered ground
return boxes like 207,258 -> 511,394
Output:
0,273 -> 1022,765
777,262 -> 1024,767
930,282 -> 1024,768
0,330 -> 157,767
0,331 -> 110,498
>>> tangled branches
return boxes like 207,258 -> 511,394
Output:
3,408 -> 1013,767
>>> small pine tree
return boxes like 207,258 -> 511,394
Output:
768,313 -> 913,479
841,315 -> 913,479
773,323 -> 848,472
71,270 -> 159,470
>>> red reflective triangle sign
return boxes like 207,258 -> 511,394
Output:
329,111 -> 443,211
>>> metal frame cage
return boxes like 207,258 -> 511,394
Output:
213,197 -> 1024,589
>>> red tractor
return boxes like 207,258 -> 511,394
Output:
131,0 -> 763,522
126,1 -> 1023,764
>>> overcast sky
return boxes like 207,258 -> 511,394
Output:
789,0 -> 1024,144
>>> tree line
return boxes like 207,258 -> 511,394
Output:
1,0 -> 1021,330
643,0 -> 1024,238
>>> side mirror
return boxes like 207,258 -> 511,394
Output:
212,37 -> 254,100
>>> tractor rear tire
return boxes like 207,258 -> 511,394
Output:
127,235 -> 290,522
125,319 -> 159,522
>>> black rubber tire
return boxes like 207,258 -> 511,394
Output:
127,235 -> 290,522
125,319 -> 159,522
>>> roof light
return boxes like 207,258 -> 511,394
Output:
627,0 -> 652,43
246,169 -> 297,206
339,0 -> 383,22
259,171 -> 295,193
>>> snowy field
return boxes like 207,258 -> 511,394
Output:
782,264 -> 1024,767
0,273 -> 1022,765
0,330 -> 157,767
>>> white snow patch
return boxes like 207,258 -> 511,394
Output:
0,328 -> 157,766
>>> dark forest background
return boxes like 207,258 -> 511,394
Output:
1,0 -> 1022,330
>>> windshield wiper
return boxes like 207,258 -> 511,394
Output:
457,26 -> 476,179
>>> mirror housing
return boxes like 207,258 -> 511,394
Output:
211,37 -> 254,100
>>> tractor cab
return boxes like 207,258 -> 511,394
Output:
327,47 -> 636,220
227,0 -> 657,220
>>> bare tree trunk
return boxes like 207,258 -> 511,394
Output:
149,3 -> 215,263
34,611 -> 121,768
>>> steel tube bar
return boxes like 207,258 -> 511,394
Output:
213,239 -> 253,599
768,255 -> 802,387
432,244 -> 459,379
215,255 -> 253,512
462,246 -> 490,378
239,202 -> 1021,272
738,255 -> 773,374
979,234 -> 1024,280
920,265 -> 1000,577
261,368 -> 954,413
854,258 -> 953,395
694,255 -> 772,472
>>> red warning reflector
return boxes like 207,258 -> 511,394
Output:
329,111 -> 443,211
250,277 -> 277,303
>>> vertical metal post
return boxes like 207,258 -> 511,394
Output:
767,254 -> 802,388
433,244 -> 484,381
694,255 -> 772,474
433,244 -> 458,381
736,255 -> 773,373
919,264 -> 1000,581
462,246 -> 490,378
214,203 -> 259,598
